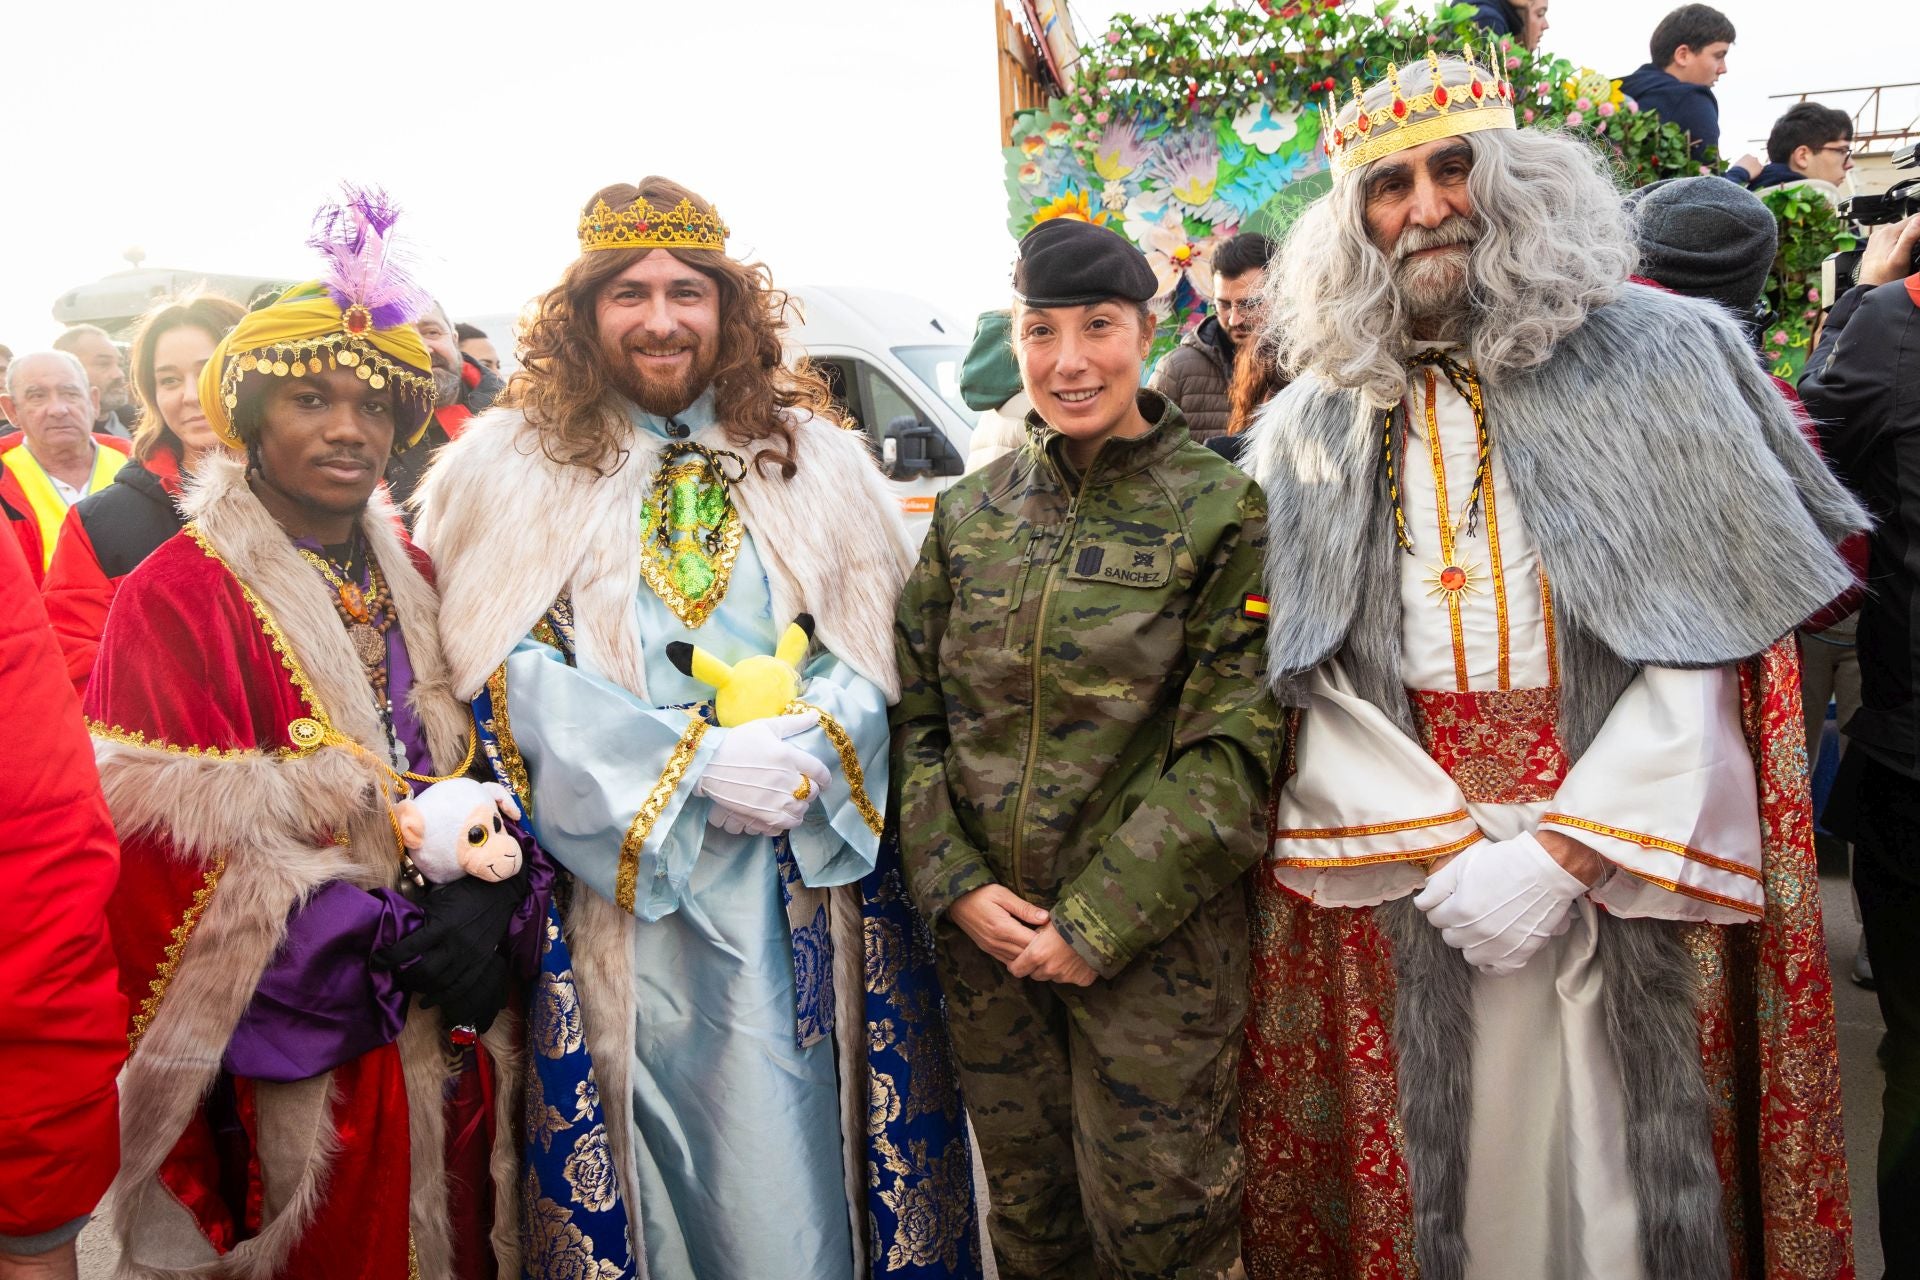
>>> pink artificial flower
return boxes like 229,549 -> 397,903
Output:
1804,308 -> 1820,319
1806,286 -> 1821,301
1108,66 -> 1124,80
1575,96 -> 1592,112
1597,102 -> 1616,118
1565,109 -> 1584,126
1771,330 -> 1790,346
1105,29 -> 1122,43
1427,33 -> 1438,44
1095,111 -> 1110,125
1073,112 -> 1087,125
1768,349 -> 1783,361
1507,55 -> 1521,69
1698,164 -> 1711,175
1500,37 -> 1512,51
1523,107 -> 1536,123
1622,97 -> 1639,113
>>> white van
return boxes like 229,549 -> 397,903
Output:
786,286 -> 976,542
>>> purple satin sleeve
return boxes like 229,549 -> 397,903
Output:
222,882 -> 423,1083
505,816 -> 556,979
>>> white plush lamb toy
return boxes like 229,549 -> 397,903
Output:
395,778 -> 525,885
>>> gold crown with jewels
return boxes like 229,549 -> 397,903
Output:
1320,48 -> 1517,178
577,196 -> 729,254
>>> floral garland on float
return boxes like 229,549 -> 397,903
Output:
1003,0 -> 1713,361
1757,185 -> 1856,379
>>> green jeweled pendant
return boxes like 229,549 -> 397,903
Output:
671,548 -> 718,600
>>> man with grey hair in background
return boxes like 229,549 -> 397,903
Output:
51,324 -> 133,440
1,350 -> 129,581
1238,51 -> 1863,1280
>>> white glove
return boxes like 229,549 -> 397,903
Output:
1412,833 -> 1590,976
694,712 -> 830,837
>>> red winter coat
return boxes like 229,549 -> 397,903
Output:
0,527 -> 126,1243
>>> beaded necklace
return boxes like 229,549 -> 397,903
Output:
299,534 -> 403,767
1383,349 -> 1493,556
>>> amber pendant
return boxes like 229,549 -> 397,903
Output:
339,581 -> 371,623
349,623 -> 385,664
1424,560 -> 1482,603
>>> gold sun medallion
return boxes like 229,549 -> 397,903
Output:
1424,559 -> 1482,603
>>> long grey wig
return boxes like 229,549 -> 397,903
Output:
1263,121 -> 1639,408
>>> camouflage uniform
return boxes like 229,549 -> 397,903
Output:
892,391 -> 1283,1279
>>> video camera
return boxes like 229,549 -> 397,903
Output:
1823,142 -> 1920,307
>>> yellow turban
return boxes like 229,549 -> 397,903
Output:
200,281 -> 435,451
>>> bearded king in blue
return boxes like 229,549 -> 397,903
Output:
414,176 -> 980,1279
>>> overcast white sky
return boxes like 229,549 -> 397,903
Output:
1,0 -> 1910,352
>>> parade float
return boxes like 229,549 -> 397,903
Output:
999,1 -> 1721,362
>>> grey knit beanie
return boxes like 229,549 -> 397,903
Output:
1625,177 -> 1779,314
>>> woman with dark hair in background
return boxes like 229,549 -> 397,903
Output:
40,292 -> 244,694
1208,333 -> 1288,467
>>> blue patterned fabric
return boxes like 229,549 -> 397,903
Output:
474,674 -> 636,1280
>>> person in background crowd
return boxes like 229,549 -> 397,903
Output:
1618,4 -> 1737,163
896,216 -> 1283,1278
455,321 -> 500,373
0,345 -> 12,427
1627,174 -> 1873,990
1726,103 -> 1855,202
87,190 -> 540,1279
0,532 -> 125,1280
1468,0 -> 1548,52
959,307 -> 1031,471
384,299 -> 502,513
1147,231 -> 1276,442
1208,330 -> 1287,467
1245,53 -> 1860,1278
1,351 -> 130,581
41,293 -> 245,697
52,324 -> 134,440
415,174 -> 978,1279
1800,210 -> 1920,1276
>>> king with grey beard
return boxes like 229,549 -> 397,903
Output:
1237,52 -> 1863,1280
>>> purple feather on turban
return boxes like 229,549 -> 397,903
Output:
308,184 -> 432,330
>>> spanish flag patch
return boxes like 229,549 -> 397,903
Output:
1242,593 -> 1270,621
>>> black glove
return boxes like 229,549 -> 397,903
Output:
435,951 -> 513,1035
374,873 -> 528,1019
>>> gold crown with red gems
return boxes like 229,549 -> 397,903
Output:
578,196 -> 729,254
1320,47 -> 1517,178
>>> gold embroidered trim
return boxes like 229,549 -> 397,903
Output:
1540,813 -> 1764,882
1274,809 -> 1472,840
1540,569 -> 1560,690
128,855 -> 226,1053
1272,830 -> 1480,869
1469,373 -> 1512,690
407,1231 -> 420,1280
1608,865 -> 1762,916
1421,372 -> 1469,692
88,718 -> 256,760
786,699 -> 885,835
615,713 -> 711,913
485,662 -> 533,814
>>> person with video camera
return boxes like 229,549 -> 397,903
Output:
1801,208 -> 1920,1275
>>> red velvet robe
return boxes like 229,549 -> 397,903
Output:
89,515 -> 502,1279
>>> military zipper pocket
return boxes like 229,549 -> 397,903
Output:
1001,531 -> 1045,647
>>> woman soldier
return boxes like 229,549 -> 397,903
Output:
893,217 -> 1284,1279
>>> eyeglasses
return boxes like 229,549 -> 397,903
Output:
1816,143 -> 1855,157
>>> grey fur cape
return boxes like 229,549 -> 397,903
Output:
1245,285 -> 1866,1280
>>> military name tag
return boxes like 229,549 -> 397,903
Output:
1068,543 -> 1172,588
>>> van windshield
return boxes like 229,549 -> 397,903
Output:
891,345 -> 973,424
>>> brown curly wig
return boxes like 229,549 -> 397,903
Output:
503,176 -> 839,478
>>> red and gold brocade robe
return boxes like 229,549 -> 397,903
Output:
86,457 -> 521,1280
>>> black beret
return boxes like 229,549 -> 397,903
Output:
1013,217 -> 1158,308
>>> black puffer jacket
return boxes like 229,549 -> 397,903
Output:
1802,275 -> 1920,774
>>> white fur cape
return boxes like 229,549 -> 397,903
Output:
412,403 -> 917,1274
93,455 -> 520,1279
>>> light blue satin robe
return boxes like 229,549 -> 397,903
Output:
507,397 -> 887,1279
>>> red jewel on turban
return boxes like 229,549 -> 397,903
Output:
343,304 -> 371,335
